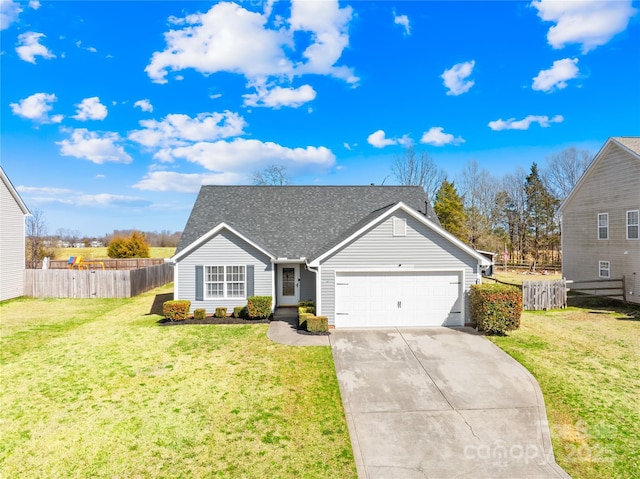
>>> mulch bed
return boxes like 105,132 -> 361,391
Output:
157,316 -> 271,326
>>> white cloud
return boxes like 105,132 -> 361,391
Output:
28,0 -> 40,9
10,92 -> 63,124
16,32 -> 55,63
75,40 -> 97,53
531,0 -> 636,53
532,58 -> 579,92
17,185 -> 74,195
167,138 -> 335,172
393,11 -> 411,36
243,82 -> 316,108
75,193 -> 151,208
133,171 -> 246,192
73,97 -> 108,121
134,99 -> 153,112
145,1 -> 357,93
289,0 -> 357,83
57,128 -> 132,164
367,130 -> 412,148
128,111 -> 246,149
441,60 -> 475,96
343,143 -> 353,151
146,2 -> 292,84
367,130 -> 396,148
1,0 -> 22,30
420,127 -> 465,146
488,114 -> 564,131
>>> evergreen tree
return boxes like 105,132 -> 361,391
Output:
433,180 -> 467,240
525,163 -> 559,266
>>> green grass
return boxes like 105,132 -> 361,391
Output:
54,246 -> 175,260
488,270 -> 563,285
0,286 -> 356,478
488,303 -> 640,479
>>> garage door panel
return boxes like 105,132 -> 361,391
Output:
335,271 -> 463,328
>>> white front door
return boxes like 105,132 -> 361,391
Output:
277,264 -> 300,306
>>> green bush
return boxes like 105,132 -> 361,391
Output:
233,306 -> 247,319
248,296 -> 272,319
215,307 -> 227,318
307,316 -> 329,333
298,305 -> 315,315
470,284 -> 522,335
193,308 -> 206,320
298,312 -> 314,329
107,231 -> 150,258
163,300 -> 191,321
298,300 -> 315,308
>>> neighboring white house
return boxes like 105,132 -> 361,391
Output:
559,137 -> 640,304
0,166 -> 30,301
172,186 -> 490,327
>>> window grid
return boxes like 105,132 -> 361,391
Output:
205,265 -> 246,299
627,210 -> 639,240
599,261 -> 610,278
598,213 -> 608,240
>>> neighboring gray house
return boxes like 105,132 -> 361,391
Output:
172,186 -> 490,327
559,137 -> 640,305
0,166 -> 30,301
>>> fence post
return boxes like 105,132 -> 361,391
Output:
622,276 -> 627,304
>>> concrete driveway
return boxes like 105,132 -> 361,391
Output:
331,328 -> 570,479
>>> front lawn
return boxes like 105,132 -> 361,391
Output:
488,301 -> 640,479
0,285 -> 356,478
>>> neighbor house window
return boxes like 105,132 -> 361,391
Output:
627,210 -> 639,240
205,265 -> 245,299
598,213 -> 608,240
599,261 -> 610,278
393,217 -> 407,236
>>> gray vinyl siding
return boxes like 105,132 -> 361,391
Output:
176,229 -> 273,313
319,211 -> 479,325
1,178 -> 26,301
561,143 -> 640,304
299,265 -> 316,304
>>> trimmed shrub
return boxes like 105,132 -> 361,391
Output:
193,308 -> 206,320
163,300 -> 191,321
307,315 -> 329,333
298,312 -> 314,329
298,300 -> 315,308
298,305 -> 315,315
233,306 -> 247,319
248,296 -> 272,319
215,307 -> 227,318
470,284 -> 522,335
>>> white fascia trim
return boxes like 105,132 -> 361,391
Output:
273,257 -> 306,264
171,222 -> 276,263
174,262 -> 179,301
0,166 -> 31,215
309,202 -> 490,267
334,267 -> 465,274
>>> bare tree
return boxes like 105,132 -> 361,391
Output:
391,147 -> 446,202
544,147 -> 593,199
25,208 -> 55,268
458,159 -> 497,249
252,164 -> 291,186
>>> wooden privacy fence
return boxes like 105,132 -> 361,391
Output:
522,279 -> 567,310
41,258 -> 165,270
24,263 -> 173,298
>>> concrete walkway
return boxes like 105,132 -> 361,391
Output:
267,307 -> 330,346
331,327 -> 570,479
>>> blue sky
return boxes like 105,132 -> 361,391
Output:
2,0 -> 639,237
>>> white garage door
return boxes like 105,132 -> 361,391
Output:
334,271 -> 463,328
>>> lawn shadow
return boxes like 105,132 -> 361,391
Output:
568,294 -> 640,321
148,292 -> 173,316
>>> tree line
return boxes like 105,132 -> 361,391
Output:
395,146 -> 592,267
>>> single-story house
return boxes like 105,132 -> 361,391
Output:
172,186 -> 490,328
559,136 -> 639,304
0,166 -> 30,301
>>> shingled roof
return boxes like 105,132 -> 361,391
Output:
176,185 -> 440,260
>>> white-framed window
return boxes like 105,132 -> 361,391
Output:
598,213 -> 608,240
205,265 -> 245,299
627,210 -> 639,240
598,260 -> 610,278
393,217 -> 407,236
